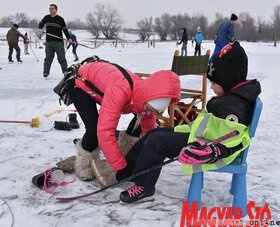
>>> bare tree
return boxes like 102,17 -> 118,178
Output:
237,12 -> 257,41
86,13 -> 100,38
14,13 -> 30,27
68,18 -> 86,29
190,14 -> 208,39
136,17 -> 153,41
86,3 -> 122,39
169,13 -> 191,40
272,4 -> 280,46
0,12 -> 32,28
153,13 -> 172,41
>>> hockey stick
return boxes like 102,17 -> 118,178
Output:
29,44 -> 39,62
0,117 -> 40,128
56,130 -> 239,202
44,109 -> 77,118
46,33 -> 101,50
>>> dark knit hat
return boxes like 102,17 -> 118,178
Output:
207,41 -> 248,92
13,24 -> 19,28
230,14 -> 238,21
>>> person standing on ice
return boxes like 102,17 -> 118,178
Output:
59,61 -> 180,187
6,24 -> 26,63
24,33 -> 30,55
38,4 -> 73,78
116,42 -> 261,204
177,27 -> 188,56
210,13 -> 239,62
194,26 -> 203,56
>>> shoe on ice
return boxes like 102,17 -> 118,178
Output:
32,167 -> 63,189
67,113 -> 79,129
90,157 -> 117,187
74,58 -> 79,62
17,59 -> 23,63
119,185 -> 155,204
56,156 -> 76,173
43,73 -> 49,78
9,60 -> 14,63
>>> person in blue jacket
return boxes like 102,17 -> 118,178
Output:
194,26 -> 203,56
177,28 -> 188,56
210,14 -> 238,62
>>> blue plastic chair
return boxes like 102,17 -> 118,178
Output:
187,97 -> 263,217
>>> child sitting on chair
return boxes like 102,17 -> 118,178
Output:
116,41 -> 261,204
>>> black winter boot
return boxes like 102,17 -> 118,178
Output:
68,113 -> 79,129
119,184 -> 155,204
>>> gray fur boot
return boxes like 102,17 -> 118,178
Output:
118,131 -> 139,156
75,140 -> 99,181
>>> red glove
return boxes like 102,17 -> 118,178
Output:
179,140 -> 221,165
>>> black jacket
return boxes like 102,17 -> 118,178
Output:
39,14 -> 70,41
178,31 -> 188,44
206,79 -> 261,126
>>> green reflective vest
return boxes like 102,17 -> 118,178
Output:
174,111 -> 250,174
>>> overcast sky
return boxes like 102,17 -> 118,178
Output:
1,0 -> 279,27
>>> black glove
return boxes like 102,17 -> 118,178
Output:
116,165 -> 131,182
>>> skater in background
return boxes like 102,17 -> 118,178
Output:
6,24 -> 26,63
24,33 -> 30,55
210,13 -> 239,62
194,26 -> 203,56
117,42 -> 261,204
67,31 -> 79,61
177,27 -> 188,56
38,4 -> 72,77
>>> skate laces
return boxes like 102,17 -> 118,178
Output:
127,185 -> 144,197
43,168 -> 78,194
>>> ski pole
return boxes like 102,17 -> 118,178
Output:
46,33 -> 99,50
56,130 -> 239,202
0,117 -> 40,128
29,44 -> 39,62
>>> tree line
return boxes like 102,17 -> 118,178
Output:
0,4 -> 279,42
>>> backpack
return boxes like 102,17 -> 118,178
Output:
53,55 -> 133,106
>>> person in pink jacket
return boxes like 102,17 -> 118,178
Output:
71,61 -> 180,187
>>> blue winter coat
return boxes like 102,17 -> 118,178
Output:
195,32 -> 203,44
215,20 -> 235,44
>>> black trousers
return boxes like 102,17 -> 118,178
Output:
194,43 -> 201,56
125,127 -> 189,188
8,42 -> 21,61
72,45 -> 78,60
71,88 -> 141,151
71,88 -> 99,151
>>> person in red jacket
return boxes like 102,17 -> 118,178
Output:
70,61 -> 180,187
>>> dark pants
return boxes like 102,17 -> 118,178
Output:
44,41 -> 67,75
8,42 -> 21,61
71,88 -> 99,151
71,88 -> 141,151
125,128 -> 189,188
194,43 -> 201,56
72,45 -> 78,60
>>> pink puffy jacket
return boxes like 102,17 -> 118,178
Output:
76,62 -> 180,171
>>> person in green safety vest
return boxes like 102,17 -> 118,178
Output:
116,41 -> 261,204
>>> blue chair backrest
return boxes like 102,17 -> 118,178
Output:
241,97 -> 263,164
